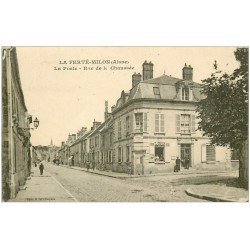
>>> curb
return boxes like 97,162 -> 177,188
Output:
67,165 -> 236,179
48,162 -> 237,179
185,188 -> 248,202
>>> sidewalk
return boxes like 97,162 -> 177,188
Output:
9,166 -> 76,202
58,163 -> 237,179
186,185 -> 249,202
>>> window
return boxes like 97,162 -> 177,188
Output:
126,116 -> 130,136
155,145 -> 165,161
153,87 -> 161,98
109,151 -> 112,163
118,147 -> 122,162
155,114 -> 164,133
135,113 -> 143,132
182,87 -> 189,101
102,135 -> 105,147
106,152 -> 109,163
101,152 -> 104,163
126,145 -> 130,162
95,136 -> 99,147
110,132 -> 112,146
118,120 -> 122,139
180,114 -> 191,134
206,145 -> 216,161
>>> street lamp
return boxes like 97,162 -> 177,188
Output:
33,117 -> 39,129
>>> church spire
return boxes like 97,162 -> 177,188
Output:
50,137 -> 53,146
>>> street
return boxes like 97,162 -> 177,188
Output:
43,162 -> 238,202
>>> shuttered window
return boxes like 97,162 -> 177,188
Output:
176,114 -> 180,133
144,113 -> 147,132
118,120 -> 122,139
135,113 -> 143,132
126,116 -> 130,136
191,114 -> 196,133
155,114 -> 164,133
160,114 -> 164,132
206,145 -> 216,161
180,114 -> 191,134
155,114 -> 159,132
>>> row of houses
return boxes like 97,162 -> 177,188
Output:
57,61 -> 237,175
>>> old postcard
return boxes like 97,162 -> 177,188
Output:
2,47 -> 248,202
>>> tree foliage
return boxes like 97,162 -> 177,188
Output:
196,48 -> 248,150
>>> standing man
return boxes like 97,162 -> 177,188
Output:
185,156 -> 190,169
175,157 -> 181,172
39,162 -> 44,175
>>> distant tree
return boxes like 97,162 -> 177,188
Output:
197,48 -> 248,189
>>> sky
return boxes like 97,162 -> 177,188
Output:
16,47 -> 239,147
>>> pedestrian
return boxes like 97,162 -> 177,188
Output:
39,162 -> 44,175
34,162 -> 37,168
174,157 -> 181,172
185,156 -> 190,169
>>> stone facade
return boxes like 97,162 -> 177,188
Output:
2,47 -> 32,201
57,61 -> 236,175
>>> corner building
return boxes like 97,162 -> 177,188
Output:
111,61 -> 231,174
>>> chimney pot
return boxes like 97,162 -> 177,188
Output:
142,61 -> 153,80
182,63 -> 193,81
132,72 -> 142,87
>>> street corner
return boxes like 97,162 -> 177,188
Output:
185,185 -> 249,202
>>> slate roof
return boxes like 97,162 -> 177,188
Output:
113,74 -> 205,111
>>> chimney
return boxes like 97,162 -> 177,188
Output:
104,100 -> 108,121
111,105 -> 116,112
132,72 -> 142,87
81,127 -> 87,134
71,134 -> 76,141
67,133 -> 71,142
92,119 -> 102,130
142,61 -> 153,80
182,63 -> 193,81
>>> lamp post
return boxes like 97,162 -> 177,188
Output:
33,117 -> 39,130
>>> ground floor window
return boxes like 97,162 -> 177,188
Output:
106,151 -> 109,163
108,151 -> 112,163
118,147 -> 122,163
101,152 -> 104,164
206,145 -> 216,161
155,145 -> 164,161
126,146 -> 130,162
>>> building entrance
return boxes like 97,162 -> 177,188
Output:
180,144 -> 191,168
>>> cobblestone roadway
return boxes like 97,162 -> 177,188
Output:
44,162 -> 237,202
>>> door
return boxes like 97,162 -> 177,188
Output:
180,144 -> 191,167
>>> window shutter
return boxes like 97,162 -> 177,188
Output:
176,114 -> 180,133
130,113 -> 133,132
155,114 -> 159,132
160,114 -> 164,132
201,144 -> 206,162
121,146 -> 123,162
191,115 -> 195,133
144,113 -> 147,132
123,118 -> 126,137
